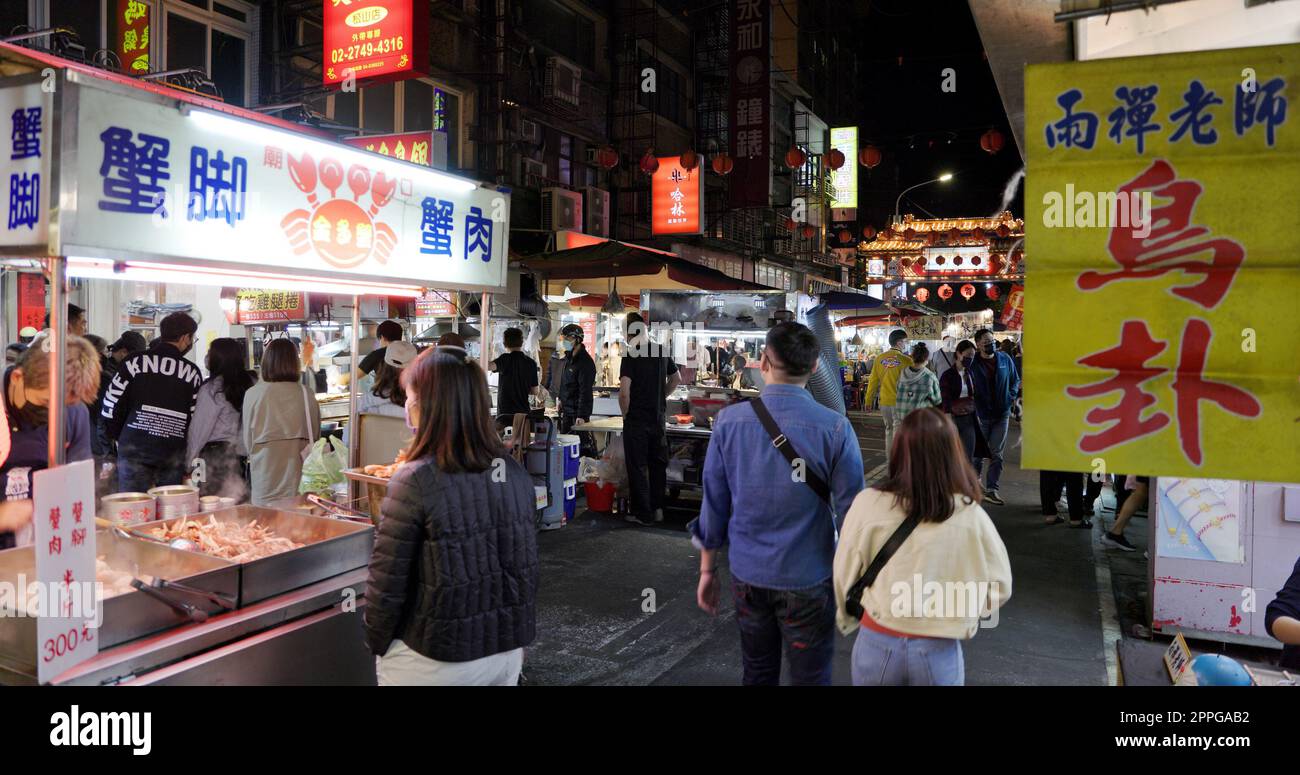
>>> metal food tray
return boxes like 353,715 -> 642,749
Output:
134,505 -> 375,606
343,468 -> 392,487
0,530 -> 238,678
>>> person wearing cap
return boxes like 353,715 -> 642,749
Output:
94,331 -> 148,469
490,327 -> 540,431
344,340 -> 416,447
102,312 -> 204,492
18,327 -> 38,344
355,320 -> 405,387
863,329 -> 913,464
556,324 -> 596,451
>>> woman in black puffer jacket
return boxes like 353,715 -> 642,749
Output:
364,343 -> 539,686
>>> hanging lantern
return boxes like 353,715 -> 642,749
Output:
879,228 -> 894,241
825,148 -> 845,170
948,227 -> 962,243
925,232 -> 938,246
597,145 -> 619,170
935,255 -> 946,265
679,149 -> 700,171
986,285 -> 1001,301
800,223 -> 817,239
861,225 -> 876,240
960,283 -> 976,300
837,228 -> 853,245
980,128 -> 1005,155
971,255 -> 982,266
954,256 -> 964,266
711,153 -> 734,175
639,150 -> 659,175
938,284 -> 954,300
858,145 -> 882,169
781,216 -> 796,231
784,146 -> 807,169
996,223 -> 1011,238
915,287 -> 930,303
902,228 -> 917,240
900,257 -> 911,269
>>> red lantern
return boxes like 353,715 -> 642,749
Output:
948,227 -> 961,243
639,150 -> 659,175
784,146 -> 807,169
960,283 -> 976,300
915,287 -> 930,303
858,145 -> 882,169
937,284 -> 954,301
837,228 -> 853,245
980,129 -> 1005,155
971,255 -> 982,266
954,256 -> 964,266
799,223 -> 817,239
861,225 -> 876,240
996,224 -> 1011,238
679,149 -> 700,171
711,153 -> 734,175
925,232 -> 938,246
825,148 -> 845,170
781,216 -> 796,231
935,255 -> 946,265
986,285 -> 1000,300
879,228 -> 894,240
596,145 -> 619,169
902,228 -> 917,240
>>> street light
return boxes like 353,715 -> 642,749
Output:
894,172 -> 954,225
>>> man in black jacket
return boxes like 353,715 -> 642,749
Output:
557,323 -> 596,454
102,313 -> 204,492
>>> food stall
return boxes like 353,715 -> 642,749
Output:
0,42 -> 509,685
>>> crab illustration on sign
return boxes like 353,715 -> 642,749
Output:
281,152 -> 399,269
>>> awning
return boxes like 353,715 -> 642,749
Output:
521,240 -> 767,295
817,290 -> 886,312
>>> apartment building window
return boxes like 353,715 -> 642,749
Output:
333,79 -> 465,169
48,1 -> 101,45
756,264 -> 792,291
637,52 -> 686,128
558,135 -> 572,186
523,0 -> 596,71
160,0 -> 254,106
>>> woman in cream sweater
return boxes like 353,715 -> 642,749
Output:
833,408 -> 1012,686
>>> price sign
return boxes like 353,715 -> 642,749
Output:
33,459 -> 99,684
904,315 -> 944,340
1163,632 -> 1193,684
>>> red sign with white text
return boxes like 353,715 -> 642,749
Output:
341,131 -> 433,166
651,156 -> 704,235
323,0 -> 429,86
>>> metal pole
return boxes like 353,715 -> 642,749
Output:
47,257 -> 67,467
480,291 -> 492,370
347,295 -> 360,469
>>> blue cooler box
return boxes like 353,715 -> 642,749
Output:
558,434 -> 581,479
563,478 -> 577,522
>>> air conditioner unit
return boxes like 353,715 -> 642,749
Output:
519,118 -> 540,144
544,56 -> 582,109
520,157 -> 546,188
542,187 -> 583,232
584,186 -> 610,237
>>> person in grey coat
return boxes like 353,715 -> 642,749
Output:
242,339 -> 319,507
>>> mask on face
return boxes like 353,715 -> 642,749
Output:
12,386 -> 48,427
561,339 -> 575,352
961,354 -> 974,367
403,394 -> 418,432
981,341 -> 996,355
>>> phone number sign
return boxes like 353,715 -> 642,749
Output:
323,0 -> 429,86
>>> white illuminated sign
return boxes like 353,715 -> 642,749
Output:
829,126 -> 858,209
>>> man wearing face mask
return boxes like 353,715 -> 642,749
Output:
102,312 -> 205,493
556,325 -> 596,451
863,329 -> 913,463
968,328 -> 1020,506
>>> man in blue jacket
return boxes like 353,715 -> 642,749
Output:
691,322 -> 865,685
969,328 -> 1020,506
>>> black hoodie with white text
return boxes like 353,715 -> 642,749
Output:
101,341 -> 204,467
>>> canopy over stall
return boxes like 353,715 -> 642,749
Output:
520,240 -> 768,296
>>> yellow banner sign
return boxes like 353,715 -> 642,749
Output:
1024,43 -> 1300,484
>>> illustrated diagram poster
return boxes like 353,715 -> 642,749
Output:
1155,478 -> 1244,563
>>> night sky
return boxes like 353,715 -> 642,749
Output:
849,0 -> 1025,229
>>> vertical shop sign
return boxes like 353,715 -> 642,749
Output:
729,0 -> 770,207
34,460 -> 99,684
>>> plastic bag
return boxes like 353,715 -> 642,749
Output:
592,435 -> 627,489
299,436 -> 349,496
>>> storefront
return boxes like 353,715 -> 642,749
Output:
0,42 -> 509,685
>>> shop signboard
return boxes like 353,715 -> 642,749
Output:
237,289 -> 307,323
416,289 -> 455,317
114,0 -> 151,74
0,77 -> 53,251
1024,43 -> 1299,483
903,315 -> 944,340
829,127 -> 858,209
60,78 -> 509,292
323,0 -> 429,86
17,272 -> 46,331
33,460 -> 99,684
1000,284 -> 1024,330
651,155 -> 703,235
341,131 -> 433,166
729,0 -> 770,207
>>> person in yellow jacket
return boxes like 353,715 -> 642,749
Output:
864,329 -> 912,462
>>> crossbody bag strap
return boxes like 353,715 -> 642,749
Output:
844,514 -> 920,620
749,397 -> 832,505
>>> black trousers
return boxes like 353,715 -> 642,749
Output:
559,413 -> 594,458
1039,470 -> 1085,519
623,421 -> 668,519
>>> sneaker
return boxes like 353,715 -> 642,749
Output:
624,513 -> 654,526
983,491 -> 1005,506
653,508 -> 664,524
1102,532 -> 1137,552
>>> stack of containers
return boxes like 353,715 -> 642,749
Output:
525,419 -> 565,530
558,434 -> 581,524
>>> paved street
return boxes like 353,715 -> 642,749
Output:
525,415 -> 1114,685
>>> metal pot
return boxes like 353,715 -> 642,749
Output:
100,492 -> 157,526
148,485 -> 200,519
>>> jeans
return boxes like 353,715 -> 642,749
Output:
623,421 -> 667,519
973,415 -> 1010,492
881,406 -> 899,463
850,626 -> 965,686
951,412 -> 978,467
117,454 -> 186,494
732,579 -> 835,686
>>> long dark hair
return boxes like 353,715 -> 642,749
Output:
371,360 -> 406,406
402,347 -> 506,473
206,338 -> 255,412
878,407 -> 983,523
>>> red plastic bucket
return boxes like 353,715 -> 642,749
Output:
584,482 -> 616,512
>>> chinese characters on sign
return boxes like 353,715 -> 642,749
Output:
729,0 -> 770,207
829,127 -> 859,210
235,289 -> 307,323
322,0 -> 430,86
1025,43 -> 1299,483
341,131 -> 433,166
115,0 -> 151,74
33,460 -> 99,684
651,156 -> 703,235
0,82 -> 51,246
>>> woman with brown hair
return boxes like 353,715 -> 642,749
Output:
364,344 -> 539,685
241,339 -> 319,506
833,408 -> 1012,685
1,336 -> 101,549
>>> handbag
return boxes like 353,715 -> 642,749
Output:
749,397 -> 831,504
844,514 -> 920,621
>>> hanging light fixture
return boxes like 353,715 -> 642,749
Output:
601,276 -> 626,314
